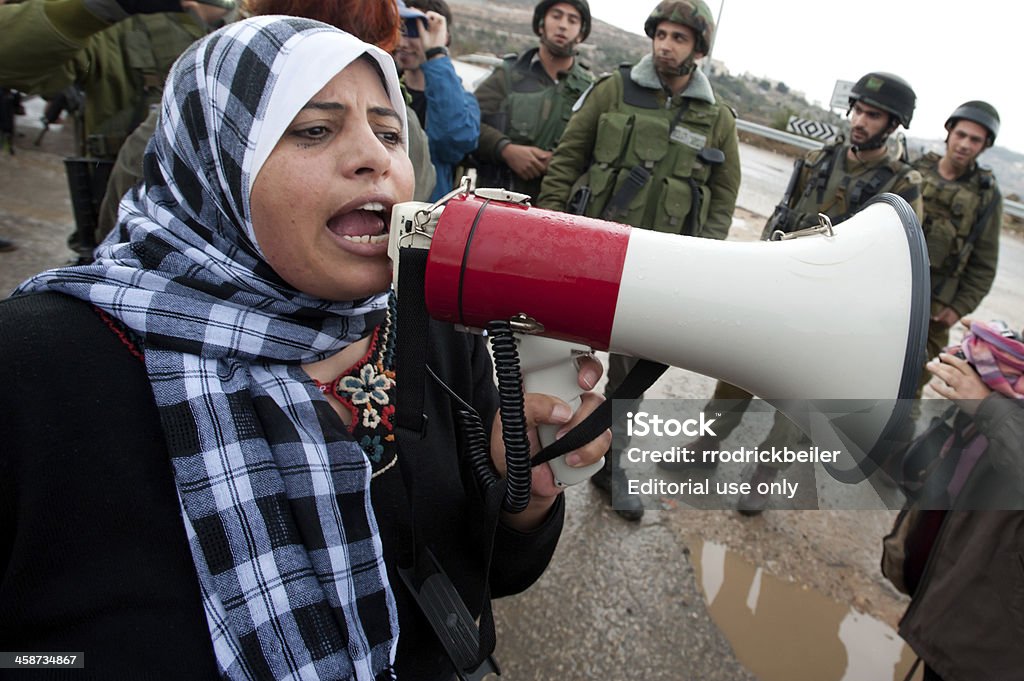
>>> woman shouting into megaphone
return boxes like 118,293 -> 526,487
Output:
0,16 -> 609,680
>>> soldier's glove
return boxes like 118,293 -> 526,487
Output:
83,0 -> 185,23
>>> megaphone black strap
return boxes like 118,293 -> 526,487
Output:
395,249 -> 430,437
532,359 -> 668,467
394,248 -> 503,677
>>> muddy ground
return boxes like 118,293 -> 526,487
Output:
2,102 -> 1022,680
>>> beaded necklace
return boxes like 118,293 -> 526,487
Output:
312,294 -> 398,477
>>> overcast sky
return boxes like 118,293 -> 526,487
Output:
586,0 -> 1023,155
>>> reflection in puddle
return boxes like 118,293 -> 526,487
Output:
692,540 -> 921,681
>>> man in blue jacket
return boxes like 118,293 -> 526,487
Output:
395,0 -> 480,201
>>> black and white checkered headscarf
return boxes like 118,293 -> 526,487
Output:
18,16 -> 409,681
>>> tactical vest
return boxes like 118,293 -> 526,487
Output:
585,66 -> 724,235
785,143 -> 911,231
912,151 -> 997,277
501,50 -> 593,152
87,13 -> 205,158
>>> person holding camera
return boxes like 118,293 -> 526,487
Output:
393,0 -> 479,202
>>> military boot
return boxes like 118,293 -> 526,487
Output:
590,452 -> 644,522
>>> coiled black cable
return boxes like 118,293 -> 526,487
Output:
454,406 -> 497,496
423,324 -> 533,514
486,321 -> 533,513
426,364 -> 499,497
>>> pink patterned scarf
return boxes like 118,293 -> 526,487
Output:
952,320 -> 1024,399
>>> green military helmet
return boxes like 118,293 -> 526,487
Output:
533,0 -> 592,42
643,0 -> 715,54
848,72 -> 916,129
945,100 -> 1000,147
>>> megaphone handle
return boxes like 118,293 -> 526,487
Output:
516,335 -> 606,487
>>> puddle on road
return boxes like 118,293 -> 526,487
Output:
691,540 -> 922,681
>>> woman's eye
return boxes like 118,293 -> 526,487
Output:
293,125 -> 330,141
377,130 -> 404,147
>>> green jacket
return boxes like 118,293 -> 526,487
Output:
474,48 -> 593,198
0,0 -> 206,158
911,151 -> 1002,316
536,55 -> 740,240
767,142 -> 924,239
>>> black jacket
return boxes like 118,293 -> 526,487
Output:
0,292 -> 564,680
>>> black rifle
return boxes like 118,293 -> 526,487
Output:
0,88 -> 20,155
565,185 -> 592,215
762,157 -> 805,239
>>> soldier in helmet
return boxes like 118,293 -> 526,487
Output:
912,101 -> 1003,388
763,71 -> 925,235
472,0 -> 595,199
665,72 -> 926,516
536,0 -> 741,521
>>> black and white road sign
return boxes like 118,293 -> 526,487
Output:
786,116 -> 841,143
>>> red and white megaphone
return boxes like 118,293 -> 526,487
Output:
390,180 -> 929,487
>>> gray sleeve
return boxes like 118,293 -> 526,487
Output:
407,107 -> 436,202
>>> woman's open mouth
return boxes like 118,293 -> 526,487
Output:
327,201 -> 389,246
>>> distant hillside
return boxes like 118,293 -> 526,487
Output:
449,0 -> 1024,198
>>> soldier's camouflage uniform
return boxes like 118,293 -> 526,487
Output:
536,55 -> 740,237
474,47 -> 594,200
535,50 -> 740,467
766,141 -> 924,236
913,150 -> 1002,392
0,0 -> 207,254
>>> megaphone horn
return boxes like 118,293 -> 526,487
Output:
391,189 -> 929,485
